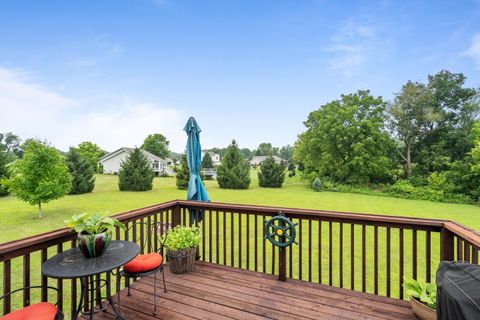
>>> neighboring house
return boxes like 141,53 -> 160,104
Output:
99,147 -> 170,176
201,151 -> 221,166
250,155 -> 287,166
165,158 -> 174,166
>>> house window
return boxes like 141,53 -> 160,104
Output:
153,160 -> 159,170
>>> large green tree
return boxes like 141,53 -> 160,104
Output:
2,140 -> 71,218
66,147 -> 95,194
389,81 -> 434,178
77,141 -> 106,171
258,156 -> 286,188
217,140 -> 251,189
279,145 -> 293,162
294,90 -> 395,185
412,71 -> 480,175
254,143 -> 277,156
142,133 -> 170,159
118,148 -> 154,191
201,152 -> 214,168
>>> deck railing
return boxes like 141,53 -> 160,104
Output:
0,200 -> 479,318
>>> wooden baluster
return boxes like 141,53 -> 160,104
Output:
386,227 -> 391,297
412,230 -> 417,280
339,222 -> 343,288
472,247 -> 479,264
254,213 -> 258,271
457,238 -> 463,261
262,214 -> 266,273
374,226 -> 378,295
328,222 -> 332,286
71,239 -> 77,317
202,210 -> 206,261
426,231 -> 431,283
350,224 -> 355,290
299,219 -> 303,280
440,228 -> 454,261
57,244 -> 63,311
231,212 -> 235,267
216,211 -> 220,264
41,249 -> 48,302
238,212 -> 242,268
464,242 -> 471,263
147,216 -> 152,253
318,221 -> 322,284
308,219 -> 312,282
23,254 -> 30,307
399,228 -> 404,299
223,211 -> 227,266
140,218 -> 145,254
3,260 -> 11,315
246,213 -> 250,270
209,210 -> 213,263
362,225 -> 366,292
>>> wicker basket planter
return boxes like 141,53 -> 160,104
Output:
410,298 -> 436,320
167,247 -> 197,274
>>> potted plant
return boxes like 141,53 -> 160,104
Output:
162,226 -> 201,274
404,278 -> 437,320
65,212 -> 126,258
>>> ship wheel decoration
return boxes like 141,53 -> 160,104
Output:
264,212 -> 298,247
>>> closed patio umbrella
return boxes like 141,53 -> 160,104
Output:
184,117 -> 210,223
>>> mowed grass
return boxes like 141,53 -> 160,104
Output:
1,172 -> 480,316
1,172 -> 480,244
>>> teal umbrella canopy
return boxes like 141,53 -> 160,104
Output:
183,117 -> 210,222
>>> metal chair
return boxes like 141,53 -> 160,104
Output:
117,221 -> 167,316
0,286 -> 64,320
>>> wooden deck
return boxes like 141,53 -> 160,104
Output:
92,262 -> 415,320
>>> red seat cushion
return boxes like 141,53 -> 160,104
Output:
0,302 -> 58,320
123,253 -> 163,273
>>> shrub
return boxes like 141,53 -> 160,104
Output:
163,226 -> 202,251
175,154 -> 189,190
66,147 -> 95,194
386,180 -> 472,204
258,156 -> 286,188
217,140 -> 250,189
118,148 -> 154,191
0,151 -> 9,196
312,177 -> 322,191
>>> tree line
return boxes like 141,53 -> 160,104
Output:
294,70 -> 480,203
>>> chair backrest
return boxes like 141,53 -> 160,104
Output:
125,221 -> 168,255
0,286 -> 60,312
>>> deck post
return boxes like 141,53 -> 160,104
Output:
279,246 -> 287,282
440,226 -> 455,261
172,203 -> 181,227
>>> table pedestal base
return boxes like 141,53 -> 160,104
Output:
73,275 -> 125,320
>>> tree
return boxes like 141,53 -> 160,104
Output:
279,145 -> 294,162
142,134 -> 170,159
118,148 -> 154,191
77,141 -> 106,172
0,132 -> 22,158
0,150 -> 9,196
66,147 -> 95,194
2,140 -> 71,218
176,154 -> 190,190
254,143 -> 277,156
217,140 -> 251,189
389,81 -> 433,178
240,148 -> 252,160
294,90 -> 395,185
201,152 -> 214,168
287,161 -> 296,177
258,156 -> 286,188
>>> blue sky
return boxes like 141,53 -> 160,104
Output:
0,0 -> 479,152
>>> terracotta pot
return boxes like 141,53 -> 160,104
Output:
78,232 -> 111,258
410,297 -> 436,320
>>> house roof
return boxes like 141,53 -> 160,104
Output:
99,147 -> 166,163
250,155 -> 286,164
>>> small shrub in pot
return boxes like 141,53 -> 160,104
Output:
162,226 -> 201,274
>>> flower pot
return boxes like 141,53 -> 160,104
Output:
78,232 -> 112,258
167,247 -> 196,274
410,298 -> 436,320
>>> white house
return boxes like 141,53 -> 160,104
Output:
99,147 -> 170,176
250,155 -> 287,166
201,151 -> 221,166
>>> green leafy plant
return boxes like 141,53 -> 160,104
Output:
65,212 -> 125,235
162,226 -> 202,251
312,177 -> 322,191
404,278 -> 437,309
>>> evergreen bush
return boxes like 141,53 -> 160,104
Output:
66,147 -> 95,194
217,140 -> 250,189
118,148 -> 154,191
258,156 -> 286,188
312,177 -> 322,191
176,154 -> 190,190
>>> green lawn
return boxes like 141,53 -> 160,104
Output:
1,172 -> 480,316
1,172 -> 479,244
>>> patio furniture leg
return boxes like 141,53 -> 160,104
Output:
127,279 -> 131,296
89,276 -> 95,320
162,267 -> 167,293
72,278 -> 86,320
106,276 -> 126,320
153,271 -> 157,316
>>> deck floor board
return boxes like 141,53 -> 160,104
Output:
83,262 -> 415,320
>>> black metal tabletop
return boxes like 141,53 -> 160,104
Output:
42,240 -> 139,279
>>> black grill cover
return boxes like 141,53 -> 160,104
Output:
436,261 -> 480,320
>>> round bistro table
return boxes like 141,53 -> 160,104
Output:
42,240 -> 139,320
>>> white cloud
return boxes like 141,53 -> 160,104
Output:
466,33 -> 480,69
0,66 -> 186,152
324,18 -> 378,78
